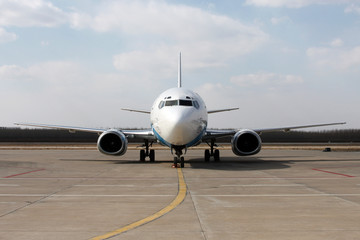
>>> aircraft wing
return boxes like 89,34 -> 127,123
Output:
207,108 -> 239,114
121,129 -> 156,140
14,122 -> 105,133
121,108 -> 151,114
203,122 -> 346,140
253,122 -> 346,134
14,122 -> 155,140
203,129 -> 237,140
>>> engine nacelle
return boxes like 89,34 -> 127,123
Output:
231,129 -> 262,156
97,129 -> 128,156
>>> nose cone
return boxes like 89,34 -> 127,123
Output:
154,108 -> 205,146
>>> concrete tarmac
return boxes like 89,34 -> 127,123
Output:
0,148 -> 360,239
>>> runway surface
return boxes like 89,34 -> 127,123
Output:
1,147 -> 360,239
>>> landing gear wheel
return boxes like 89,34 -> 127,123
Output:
140,149 -> 146,162
172,157 -> 179,168
214,149 -> 220,162
149,150 -> 155,162
204,149 -> 210,162
139,140 -> 155,162
180,157 -> 185,168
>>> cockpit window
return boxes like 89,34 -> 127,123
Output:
160,99 -> 199,108
193,100 -> 200,109
165,100 -> 178,106
158,101 -> 165,109
179,100 -> 193,106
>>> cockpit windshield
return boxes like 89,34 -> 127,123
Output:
165,100 -> 178,106
158,99 -> 200,109
179,100 -> 193,106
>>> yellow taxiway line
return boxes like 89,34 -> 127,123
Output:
91,168 -> 187,240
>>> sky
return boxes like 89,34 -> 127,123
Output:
0,0 -> 359,130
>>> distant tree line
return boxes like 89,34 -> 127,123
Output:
0,128 -> 98,142
0,128 -> 359,143
259,129 -> 360,143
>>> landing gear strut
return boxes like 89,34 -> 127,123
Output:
204,139 -> 220,162
140,140 -> 155,162
172,148 -> 185,168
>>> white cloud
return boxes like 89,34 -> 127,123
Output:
195,79 -> 353,129
0,65 -> 25,81
230,72 -> 304,87
113,49 -> 176,78
0,0 -> 268,77
307,46 -> 360,71
0,61 -> 154,93
0,61 -> 160,128
345,4 -> 360,14
271,16 -> 291,25
330,38 -> 343,47
40,40 -> 49,46
0,61 -> 87,94
245,0 -> 358,8
74,1 -> 265,42
0,27 -> 17,43
195,81 -> 308,129
70,1 -> 268,71
0,0 -> 68,27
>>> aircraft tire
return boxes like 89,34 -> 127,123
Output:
140,149 -> 146,162
149,150 -> 155,162
214,149 -> 220,162
180,157 -> 184,168
204,150 -> 210,162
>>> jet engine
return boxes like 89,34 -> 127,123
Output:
97,130 -> 128,156
231,129 -> 262,156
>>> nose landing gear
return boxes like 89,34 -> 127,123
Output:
172,147 -> 185,168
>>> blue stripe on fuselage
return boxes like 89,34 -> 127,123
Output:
152,126 -> 206,149
152,127 -> 172,148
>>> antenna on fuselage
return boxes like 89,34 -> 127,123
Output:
178,52 -> 182,88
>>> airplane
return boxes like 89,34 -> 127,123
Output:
15,53 -> 346,168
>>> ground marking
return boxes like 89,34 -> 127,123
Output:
91,168 -> 187,240
3,169 -> 45,178
312,168 -> 355,178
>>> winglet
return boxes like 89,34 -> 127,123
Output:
178,52 -> 182,88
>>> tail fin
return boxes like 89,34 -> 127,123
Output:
178,52 -> 182,88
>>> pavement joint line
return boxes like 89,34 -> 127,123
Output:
3,193 -> 360,197
74,185 -> 135,187
1,177 -> 353,180
0,170 -> 108,218
0,188 -> 68,218
192,194 -> 360,197
188,185 -> 207,240
221,184 -> 303,187
0,194 -> 174,197
90,168 -> 187,240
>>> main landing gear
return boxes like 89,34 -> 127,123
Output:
204,139 -> 220,162
140,140 -> 155,162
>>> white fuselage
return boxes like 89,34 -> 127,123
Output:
150,88 -> 208,148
